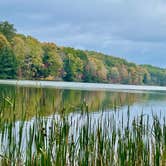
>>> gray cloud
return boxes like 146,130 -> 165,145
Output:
0,0 -> 166,67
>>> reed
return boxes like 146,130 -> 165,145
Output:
0,88 -> 166,165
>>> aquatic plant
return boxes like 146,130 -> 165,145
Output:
0,100 -> 166,166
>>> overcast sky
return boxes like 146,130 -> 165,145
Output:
1,0 -> 166,67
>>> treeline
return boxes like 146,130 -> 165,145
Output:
0,21 -> 166,86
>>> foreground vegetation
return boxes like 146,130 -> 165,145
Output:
0,21 -> 166,85
0,96 -> 166,165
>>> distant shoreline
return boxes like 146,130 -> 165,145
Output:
0,80 -> 166,92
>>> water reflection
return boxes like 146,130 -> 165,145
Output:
0,85 -> 166,120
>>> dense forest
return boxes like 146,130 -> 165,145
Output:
0,21 -> 166,86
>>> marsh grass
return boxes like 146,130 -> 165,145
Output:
0,89 -> 166,165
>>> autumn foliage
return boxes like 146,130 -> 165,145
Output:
0,21 -> 166,85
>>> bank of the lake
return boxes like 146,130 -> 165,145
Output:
0,80 -> 166,92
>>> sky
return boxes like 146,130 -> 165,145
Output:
0,0 -> 166,67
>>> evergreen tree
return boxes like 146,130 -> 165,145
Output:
0,47 -> 18,79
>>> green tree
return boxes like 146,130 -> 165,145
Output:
63,53 -> 83,81
42,43 -> 63,79
0,21 -> 16,41
0,47 -> 18,79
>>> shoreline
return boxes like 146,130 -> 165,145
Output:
0,80 -> 166,92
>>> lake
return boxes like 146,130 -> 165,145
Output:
1,80 -> 166,120
1,81 -> 166,165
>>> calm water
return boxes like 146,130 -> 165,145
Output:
0,84 -> 166,121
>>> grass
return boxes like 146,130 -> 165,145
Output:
0,103 -> 166,165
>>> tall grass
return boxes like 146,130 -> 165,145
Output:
0,101 -> 166,166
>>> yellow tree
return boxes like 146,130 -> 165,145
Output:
23,36 -> 43,78
11,36 -> 26,78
